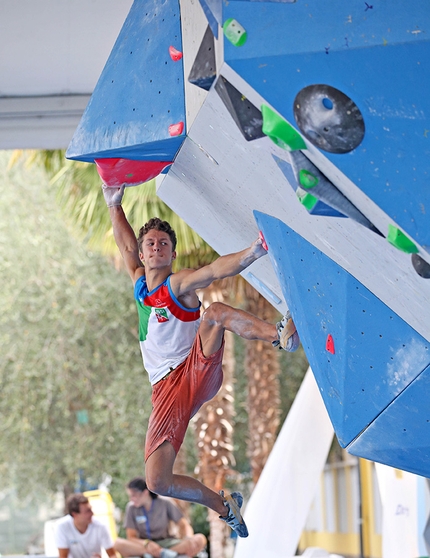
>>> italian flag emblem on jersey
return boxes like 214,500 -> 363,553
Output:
155,308 -> 169,323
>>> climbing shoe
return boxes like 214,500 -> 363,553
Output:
219,490 -> 249,538
272,310 -> 300,352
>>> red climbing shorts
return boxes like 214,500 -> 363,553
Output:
145,335 -> 224,460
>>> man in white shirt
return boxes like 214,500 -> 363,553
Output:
55,493 -> 117,558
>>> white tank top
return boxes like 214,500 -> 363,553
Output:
134,275 -> 201,385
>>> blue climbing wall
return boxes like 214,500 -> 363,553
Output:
255,210 -> 430,474
66,0 -> 186,162
348,363 -> 430,476
223,0 -> 430,250
68,0 -> 430,476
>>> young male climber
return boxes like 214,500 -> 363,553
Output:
102,184 -> 300,538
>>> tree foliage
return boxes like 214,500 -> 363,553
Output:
0,152 -> 151,505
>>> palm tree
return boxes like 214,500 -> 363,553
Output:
243,283 -> 281,484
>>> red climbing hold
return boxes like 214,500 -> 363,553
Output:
259,230 -> 268,251
95,158 -> 173,187
169,46 -> 183,61
326,334 -> 335,354
168,121 -> 184,136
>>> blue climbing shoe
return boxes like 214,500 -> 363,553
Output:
219,490 -> 249,537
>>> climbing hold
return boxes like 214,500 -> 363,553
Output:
290,151 -> 382,235
295,184 -> 346,216
215,76 -> 265,141
259,230 -> 268,251
272,154 -> 298,188
198,0 -> 221,39
168,121 -> 184,136
272,154 -> 343,216
411,254 -> 430,279
299,169 -> 319,189
95,158 -> 173,187
188,25 -> 217,91
169,46 -> 183,61
293,84 -> 365,154
261,104 -> 307,151
326,334 -> 335,354
387,225 -> 419,254
296,188 -> 318,211
223,18 -> 247,47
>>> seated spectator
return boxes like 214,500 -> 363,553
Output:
114,476 -> 207,558
55,493 -> 117,558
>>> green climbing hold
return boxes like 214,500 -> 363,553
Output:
387,224 -> 419,254
261,104 -> 307,151
299,169 -> 319,189
296,188 -> 318,211
223,18 -> 247,47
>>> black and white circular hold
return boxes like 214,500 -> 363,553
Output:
293,84 -> 365,154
